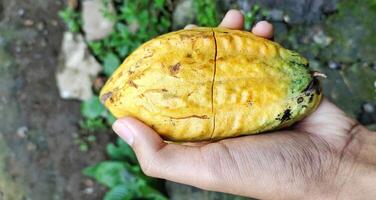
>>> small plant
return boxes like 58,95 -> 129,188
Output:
89,0 -> 172,76
84,138 -> 167,200
80,96 -> 115,127
193,0 -> 219,26
60,0 -> 172,199
243,4 -> 268,30
58,7 -> 81,33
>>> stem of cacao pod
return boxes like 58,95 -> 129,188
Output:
312,71 -> 327,78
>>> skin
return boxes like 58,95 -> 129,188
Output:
112,10 -> 376,200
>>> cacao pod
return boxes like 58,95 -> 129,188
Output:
100,27 -> 322,142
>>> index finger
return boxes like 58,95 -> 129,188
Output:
251,21 -> 274,39
218,9 -> 244,29
218,9 -> 274,39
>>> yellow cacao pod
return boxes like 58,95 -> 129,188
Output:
100,27 -> 322,142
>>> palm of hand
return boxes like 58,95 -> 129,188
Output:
199,99 -> 360,199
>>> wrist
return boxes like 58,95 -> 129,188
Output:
336,126 -> 376,199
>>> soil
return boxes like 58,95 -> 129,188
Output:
0,0 -> 108,199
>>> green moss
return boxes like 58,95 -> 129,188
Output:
341,64 -> 376,102
193,0 -> 219,26
322,0 -> 376,62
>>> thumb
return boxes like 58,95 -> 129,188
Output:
112,117 -> 166,150
112,117 -> 166,168
112,117 -> 214,189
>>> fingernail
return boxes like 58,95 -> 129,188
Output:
113,120 -> 134,145
253,21 -> 266,29
252,21 -> 262,30
184,24 -> 197,30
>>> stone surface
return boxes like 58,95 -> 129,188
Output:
237,0 -> 338,24
172,0 -> 195,29
267,9 -> 284,21
341,64 -> 376,103
0,37 -> 25,200
56,32 -> 102,101
322,0 -> 376,63
359,103 -> 376,126
82,0 -> 114,41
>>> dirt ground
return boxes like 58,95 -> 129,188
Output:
0,0 -> 108,199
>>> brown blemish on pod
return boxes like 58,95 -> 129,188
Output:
170,63 -> 181,75
100,92 -> 112,104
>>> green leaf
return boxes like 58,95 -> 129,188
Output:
58,7 -> 81,33
155,0 -> 165,9
106,143 -> 122,159
80,118 -> 106,131
116,45 -> 129,57
83,161 -> 127,188
193,0 -> 218,27
116,23 -> 130,36
89,41 -> 105,57
79,142 -> 89,152
104,185 -> 134,200
104,111 -> 117,125
138,184 -> 168,200
243,4 -> 264,30
81,96 -> 106,119
160,18 -> 171,30
87,135 -> 97,142
103,53 -> 121,76
106,138 -> 137,163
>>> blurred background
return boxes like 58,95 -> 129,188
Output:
0,0 -> 375,199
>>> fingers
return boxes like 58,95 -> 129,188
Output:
251,21 -> 274,39
113,117 -> 164,153
112,118 -> 214,189
219,9 -> 244,29
184,9 -> 274,40
220,10 -> 274,39
184,24 -> 198,30
185,9 -> 244,30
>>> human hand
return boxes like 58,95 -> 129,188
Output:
112,10 -> 376,200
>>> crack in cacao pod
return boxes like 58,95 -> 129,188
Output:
210,29 -> 218,139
